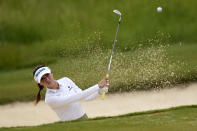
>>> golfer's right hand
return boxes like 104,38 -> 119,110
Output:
99,87 -> 108,95
98,77 -> 109,88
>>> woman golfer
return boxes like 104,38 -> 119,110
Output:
33,65 -> 109,121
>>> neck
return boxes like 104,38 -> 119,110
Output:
47,80 -> 59,90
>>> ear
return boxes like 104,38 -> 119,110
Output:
50,73 -> 54,77
38,83 -> 44,87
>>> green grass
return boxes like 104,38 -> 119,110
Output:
1,105 -> 197,131
0,0 -> 197,69
167,43 -> 197,68
0,43 -> 196,105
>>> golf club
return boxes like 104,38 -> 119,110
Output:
101,9 -> 122,100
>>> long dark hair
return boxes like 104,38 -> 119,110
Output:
33,65 -> 45,105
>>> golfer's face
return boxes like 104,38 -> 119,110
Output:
40,73 -> 53,86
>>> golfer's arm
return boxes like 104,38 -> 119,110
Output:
46,84 -> 99,108
66,77 -> 99,101
84,91 -> 99,101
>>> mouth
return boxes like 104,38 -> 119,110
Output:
46,80 -> 51,84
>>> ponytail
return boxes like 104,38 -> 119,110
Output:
34,84 -> 44,106
33,65 -> 45,106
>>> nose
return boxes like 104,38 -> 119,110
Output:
46,77 -> 50,81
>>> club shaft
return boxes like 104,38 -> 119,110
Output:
107,21 -> 121,75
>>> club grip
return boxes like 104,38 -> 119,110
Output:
101,91 -> 106,100
101,74 -> 109,100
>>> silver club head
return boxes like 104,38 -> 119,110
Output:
113,10 -> 121,16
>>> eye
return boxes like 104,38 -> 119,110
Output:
41,77 -> 45,82
41,73 -> 50,82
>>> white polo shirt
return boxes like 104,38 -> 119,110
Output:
45,77 -> 100,121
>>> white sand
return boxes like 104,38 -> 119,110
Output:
0,83 -> 197,127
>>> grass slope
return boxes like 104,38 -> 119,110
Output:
0,0 -> 197,69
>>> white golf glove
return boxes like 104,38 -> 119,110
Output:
99,87 -> 108,95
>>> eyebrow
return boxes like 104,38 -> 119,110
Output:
42,73 -> 50,79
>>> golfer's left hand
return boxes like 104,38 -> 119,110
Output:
98,77 -> 109,88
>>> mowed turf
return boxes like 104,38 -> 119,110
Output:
167,43 -> 197,68
1,105 -> 197,131
0,44 -> 196,105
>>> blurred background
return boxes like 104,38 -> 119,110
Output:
0,0 -> 196,104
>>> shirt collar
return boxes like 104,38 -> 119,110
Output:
46,80 -> 62,93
